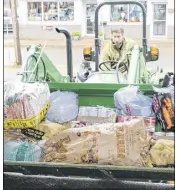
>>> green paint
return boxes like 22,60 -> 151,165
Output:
21,46 -> 70,82
49,82 -> 162,131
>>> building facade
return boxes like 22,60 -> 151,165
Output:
4,0 -> 174,40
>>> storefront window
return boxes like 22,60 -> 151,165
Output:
4,9 -> 11,17
111,5 -> 128,22
154,4 -> 166,20
27,1 -> 74,22
129,2 -> 147,22
4,0 -> 10,7
28,2 -> 42,21
86,4 -> 97,34
59,1 -> 74,21
153,4 -> 166,36
43,2 -> 58,21
111,1 -> 147,23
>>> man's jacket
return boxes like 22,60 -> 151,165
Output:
100,38 -> 150,83
101,38 -> 135,62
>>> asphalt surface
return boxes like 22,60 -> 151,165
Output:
4,45 -> 174,81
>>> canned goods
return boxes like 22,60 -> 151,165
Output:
153,132 -> 166,137
166,132 -> 175,137
147,132 -> 154,136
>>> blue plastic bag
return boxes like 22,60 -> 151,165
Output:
4,140 -> 44,162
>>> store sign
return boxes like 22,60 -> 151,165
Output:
42,26 -> 53,31
46,26 -> 53,30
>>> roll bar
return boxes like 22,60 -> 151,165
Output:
94,1 -> 147,71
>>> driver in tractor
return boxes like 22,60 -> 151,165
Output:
101,27 -> 135,74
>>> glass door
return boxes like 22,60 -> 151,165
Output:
86,4 -> 97,34
153,4 -> 167,36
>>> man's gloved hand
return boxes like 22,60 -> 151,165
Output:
118,62 -> 128,73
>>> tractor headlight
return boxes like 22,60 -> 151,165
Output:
146,45 -> 159,62
83,47 -> 92,61
150,46 -> 159,61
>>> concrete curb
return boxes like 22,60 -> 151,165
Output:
4,39 -> 174,47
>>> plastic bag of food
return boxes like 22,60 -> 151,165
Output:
77,106 -> 117,124
153,85 -> 174,105
4,82 -> 50,129
117,115 -> 156,134
46,91 -> 78,123
152,93 -> 174,132
41,119 -> 148,166
141,137 -> 174,167
4,139 -> 45,162
35,121 -> 70,139
114,86 -> 153,117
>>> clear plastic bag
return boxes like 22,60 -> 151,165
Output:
46,91 -> 79,123
114,86 -> 153,117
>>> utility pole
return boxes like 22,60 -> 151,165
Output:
10,0 -> 22,65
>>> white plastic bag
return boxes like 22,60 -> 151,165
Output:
114,86 -> 153,117
46,91 -> 78,123
4,81 -> 50,129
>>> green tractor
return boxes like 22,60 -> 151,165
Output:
18,1 -> 164,86
17,29 -> 73,83
4,1 -> 174,189
76,1 -> 162,84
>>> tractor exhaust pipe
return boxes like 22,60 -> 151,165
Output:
55,28 -> 73,81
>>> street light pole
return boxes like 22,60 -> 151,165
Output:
10,0 -> 22,65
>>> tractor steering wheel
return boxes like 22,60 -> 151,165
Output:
99,60 -> 129,84
99,60 -> 128,73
